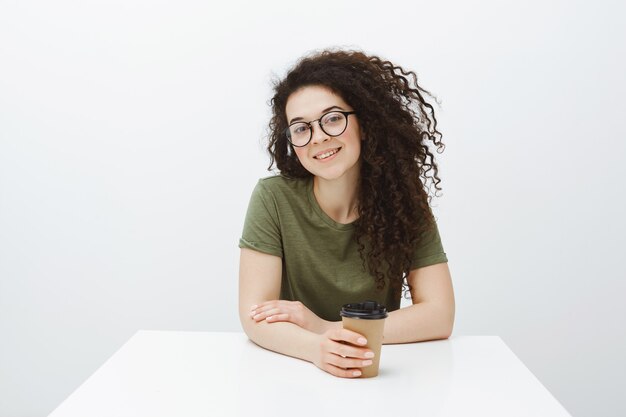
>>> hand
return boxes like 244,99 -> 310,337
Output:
250,300 -> 330,334
312,328 -> 375,378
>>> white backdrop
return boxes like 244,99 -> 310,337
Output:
1,1 -> 625,416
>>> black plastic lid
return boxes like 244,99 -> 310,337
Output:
340,300 -> 388,319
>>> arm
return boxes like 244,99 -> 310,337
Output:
323,262 -> 455,344
249,261 -> 455,344
238,248 -> 375,377
383,262 -> 455,344
238,248 -> 317,361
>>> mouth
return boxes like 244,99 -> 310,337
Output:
313,147 -> 342,160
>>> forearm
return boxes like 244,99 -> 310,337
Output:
325,302 -> 454,344
383,302 -> 454,344
241,317 -> 318,362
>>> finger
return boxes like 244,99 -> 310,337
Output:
328,328 -> 369,347
250,300 -> 279,312
326,353 -> 373,370
267,300 -> 300,311
324,363 -> 363,378
250,302 -> 278,317
265,313 -> 290,322
251,301 -> 275,310
329,340 -> 374,360
252,307 -> 282,321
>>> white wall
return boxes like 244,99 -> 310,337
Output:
1,1 -> 624,416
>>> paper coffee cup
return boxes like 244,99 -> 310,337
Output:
340,301 -> 388,378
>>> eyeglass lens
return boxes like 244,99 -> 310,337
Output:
287,112 -> 348,147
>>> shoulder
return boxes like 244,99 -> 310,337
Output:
256,174 -> 310,197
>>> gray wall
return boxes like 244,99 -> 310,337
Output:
1,1 -> 624,416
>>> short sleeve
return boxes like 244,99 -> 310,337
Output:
238,180 -> 284,258
410,217 -> 448,270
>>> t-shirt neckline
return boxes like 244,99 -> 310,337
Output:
306,176 -> 356,231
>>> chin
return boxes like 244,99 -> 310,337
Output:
312,167 -> 350,181
299,156 -> 360,180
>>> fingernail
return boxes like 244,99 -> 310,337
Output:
364,351 -> 375,358
250,305 -> 258,311
362,360 -> 373,366
357,337 -> 367,345
266,316 -> 273,321
250,311 -> 256,317
352,370 -> 361,377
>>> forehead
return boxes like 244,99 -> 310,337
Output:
285,85 -> 348,121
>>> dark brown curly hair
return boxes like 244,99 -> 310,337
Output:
266,47 -> 445,298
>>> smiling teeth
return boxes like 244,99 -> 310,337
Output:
317,148 -> 339,159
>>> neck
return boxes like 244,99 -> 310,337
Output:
313,169 -> 360,224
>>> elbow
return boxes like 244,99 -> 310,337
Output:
442,308 -> 455,339
240,322 -> 254,341
439,327 -> 452,339
433,323 -> 453,340
443,294 -> 455,338
239,310 -> 256,341
239,311 -> 267,345
240,320 -> 263,348
436,304 -> 455,340
434,324 -> 453,341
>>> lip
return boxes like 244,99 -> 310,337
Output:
313,147 -> 342,160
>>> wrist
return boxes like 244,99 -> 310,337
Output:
319,319 -> 342,334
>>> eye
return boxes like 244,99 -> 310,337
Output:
293,124 -> 308,134
323,113 -> 343,124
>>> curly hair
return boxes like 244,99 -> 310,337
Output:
266,47 -> 445,298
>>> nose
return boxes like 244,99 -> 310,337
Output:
310,120 -> 330,145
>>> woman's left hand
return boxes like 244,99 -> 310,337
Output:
249,300 -> 330,334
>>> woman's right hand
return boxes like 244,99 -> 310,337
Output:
312,328 -> 375,378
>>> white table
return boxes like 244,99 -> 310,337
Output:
48,331 -> 571,417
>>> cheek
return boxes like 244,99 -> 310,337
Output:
293,148 -> 310,165
348,137 -> 362,157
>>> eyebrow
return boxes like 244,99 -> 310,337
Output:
288,105 -> 345,125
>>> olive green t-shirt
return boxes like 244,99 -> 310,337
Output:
238,175 -> 448,322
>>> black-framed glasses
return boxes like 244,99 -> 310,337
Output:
284,110 -> 357,147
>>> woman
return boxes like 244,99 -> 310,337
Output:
238,48 -> 455,378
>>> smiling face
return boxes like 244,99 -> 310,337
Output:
285,85 -> 362,181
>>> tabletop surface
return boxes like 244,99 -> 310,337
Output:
48,331 -> 571,417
